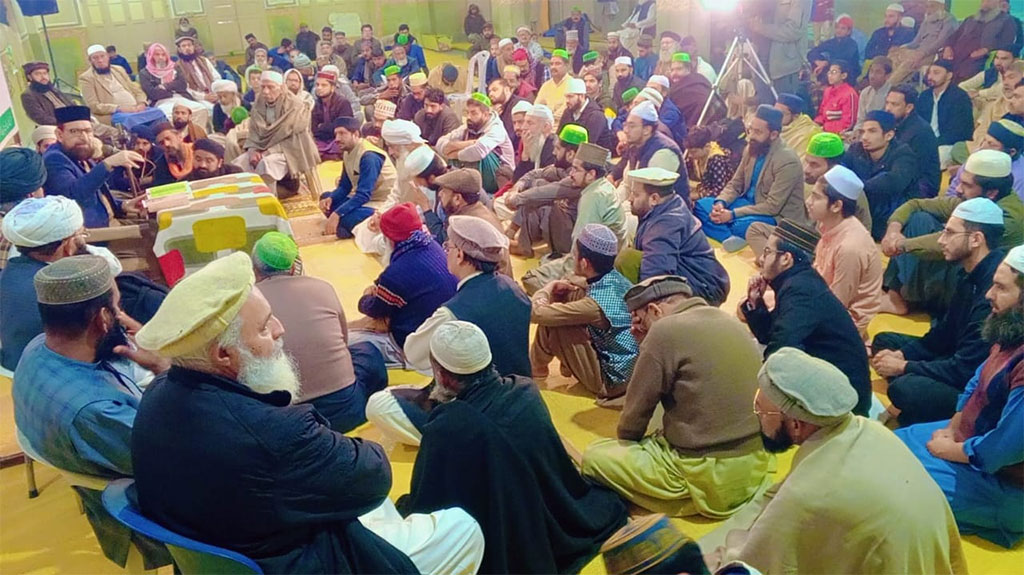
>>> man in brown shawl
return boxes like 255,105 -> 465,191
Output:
232,70 -> 322,196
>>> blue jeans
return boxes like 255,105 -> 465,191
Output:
307,341 -> 388,433
693,196 -> 777,243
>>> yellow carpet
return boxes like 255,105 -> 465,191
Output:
0,50 -> 1020,574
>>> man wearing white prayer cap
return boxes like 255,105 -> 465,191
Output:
366,214 -> 531,447
881,148 -> 1022,315
612,54 -> 644,109
895,242 -> 1024,549
642,74 -> 687,143
873,195 -> 1009,425
232,64 -> 322,196
78,42 -> 148,125
863,2 -> 914,62
805,165 -> 883,338
558,77 -> 614,151
396,318 -> 628,574
517,103 -> 557,178
612,99 -> 688,209
31,125 -> 58,153
702,347 -> 967,575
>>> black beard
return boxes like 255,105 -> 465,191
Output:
29,82 -> 52,92
760,428 -> 794,453
93,65 -> 111,74
96,319 -> 129,363
178,52 -> 196,62
555,155 -> 572,169
172,119 -> 188,130
192,167 -> 215,178
748,139 -> 770,157
982,305 -> 1024,349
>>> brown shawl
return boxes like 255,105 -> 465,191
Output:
246,90 -> 320,174
176,56 -> 216,92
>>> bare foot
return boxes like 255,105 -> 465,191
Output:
879,290 -> 909,315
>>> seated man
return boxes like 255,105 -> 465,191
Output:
882,149 -> 1023,315
233,70 -> 321,197
611,101 -> 688,202
171,101 -> 208,144
366,216 -> 531,446
583,274 -> 772,517
311,70 -> 354,161
530,224 -> 637,402
433,169 -> 506,253
20,61 -> 73,126
558,77 -> 615,151
43,106 -> 145,228
739,221 -> 873,416
948,118 -> 1024,202
0,148 -> 47,272
644,75 -> 687,145
701,348 -> 967,574
916,60 -> 975,168
864,3 -> 915,60
188,138 -> 243,180
79,44 -> 148,125
873,197 -> 1007,426
512,104 -> 557,183
251,232 -> 388,433
352,203 -> 457,367
320,116 -> 398,239
152,122 -> 195,185
611,57 -> 645,111
694,105 -> 805,253
436,93 -> 515,195
396,321 -> 628,574
886,83 -> 942,198
895,245 -> 1024,549
536,50 -> 573,124
774,93 -> 821,163
843,110 -> 920,240
397,72 -> 429,122
133,253 -> 483,575
499,124 -> 587,258
13,255 -> 171,570
667,52 -> 712,130
520,143 -> 627,295
623,167 -> 730,306
414,87 -> 461,147
853,57 -> 894,136
806,166 -> 883,339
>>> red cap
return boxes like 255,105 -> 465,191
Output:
316,70 -> 337,82
513,48 -> 529,62
380,202 -> 423,242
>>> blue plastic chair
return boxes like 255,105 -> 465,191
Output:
101,479 -> 264,575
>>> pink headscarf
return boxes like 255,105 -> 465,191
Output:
146,43 -> 177,83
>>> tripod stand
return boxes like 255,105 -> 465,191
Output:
694,33 -> 774,127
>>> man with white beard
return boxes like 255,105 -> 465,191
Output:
131,252 -> 484,575
653,31 -> 681,77
352,119 -> 431,259
513,104 -> 557,181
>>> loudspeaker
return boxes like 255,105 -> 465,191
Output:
16,0 -> 59,17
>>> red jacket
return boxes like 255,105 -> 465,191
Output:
816,83 -> 858,134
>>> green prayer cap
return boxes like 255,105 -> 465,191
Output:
559,124 -> 588,146
230,106 -> 249,125
621,87 -> 640,103
572,5 -> 582,12
551,49 -> 570,62
384,65 -> 401,77
806,132 -> 844,159
582,50 -> 599,63
671,52 -> 691,63
396,34 -> 409,46
253,231 -> 298,271
469,92 -> 492,107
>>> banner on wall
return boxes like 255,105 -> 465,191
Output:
0,60 -> 16,147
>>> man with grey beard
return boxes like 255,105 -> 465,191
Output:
131,252 -> 484,575
513,104 -> 556,181
895,245 -> 1024,549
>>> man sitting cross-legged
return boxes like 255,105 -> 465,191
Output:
530,224 -> 638,403
395,321 -> 628,574
582,275 -> 772,518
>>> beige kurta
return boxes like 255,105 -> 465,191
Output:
780,114 -> 821,163
701,416 -> 969,575
814,216 -> 883,338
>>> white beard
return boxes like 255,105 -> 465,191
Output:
428,381 -> 458,404
237,340 -> 302,403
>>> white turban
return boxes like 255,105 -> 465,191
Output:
2,196 -> 84,247
31,125 -> 57,146
430,320 -> 492,374
526,104 -> 554,124
86,44 -> 105,57
211,79 -> 238,93
260,70 -> 284,85
381,119 -> 426,145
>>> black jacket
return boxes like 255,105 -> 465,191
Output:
132,367 -> 417,575
559,98 -> 616,151
398,372 -> 627,574
842,140 -> 919,240
899,249 -> 1005,389
742,262 -> 872,416
138,69 -> 192,105
914,85 -> 974,146
20,85 -> 73,125
513,134 -> 556,182
893,112 -> 941,198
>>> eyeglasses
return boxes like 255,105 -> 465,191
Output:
752,390 -> 783,417
939,227 -> 971,238
64,127 -> 93,138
